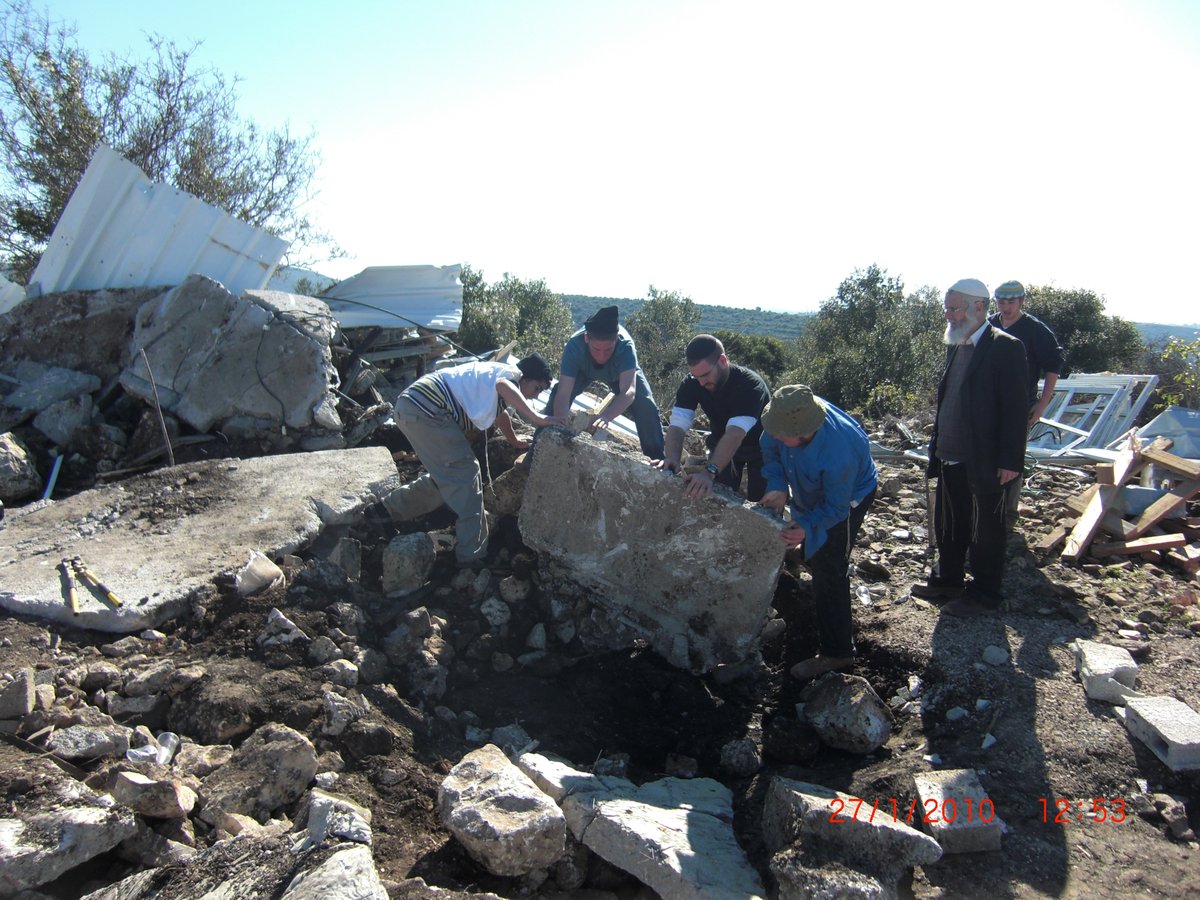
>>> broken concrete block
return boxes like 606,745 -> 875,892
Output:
519,428 -> 785,672
1073,639 -> 1140,704
0,446 -> 400,633
1124,696 -> 1200,772
912,769 -> 1002,853
32,394 -> 95,451
0,360 -> 101,428
0,667 -> 36,718
120,275 -> 341,443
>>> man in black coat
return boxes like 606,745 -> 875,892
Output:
912,278 -> 1028,616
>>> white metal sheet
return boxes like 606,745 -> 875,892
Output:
28,144 -> 287,298
321,265 -> 463,332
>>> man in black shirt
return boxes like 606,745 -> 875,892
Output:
653,334 -> 772,500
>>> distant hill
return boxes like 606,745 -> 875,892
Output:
563,295 -> 813,341
1135,322 -> 1200,346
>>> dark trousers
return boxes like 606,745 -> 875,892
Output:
716,456 -> 766,502
808,488 -> 876,658
933,461 -> 1007,604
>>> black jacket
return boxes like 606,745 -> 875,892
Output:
928,324 -> 1029,492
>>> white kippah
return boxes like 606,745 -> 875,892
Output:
948,278 -> 990,299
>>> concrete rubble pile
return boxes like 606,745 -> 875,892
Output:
0,277 -> 457,511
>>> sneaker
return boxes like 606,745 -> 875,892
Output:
789,654 -> 854,682
910,578 -> 964,600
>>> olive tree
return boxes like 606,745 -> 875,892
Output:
0,0 -> 336,281
457,265 -> 573,367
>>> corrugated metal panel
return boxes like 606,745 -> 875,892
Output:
0,275 -> 24,314
28,144 -> 287,298
322,264 -> 463,331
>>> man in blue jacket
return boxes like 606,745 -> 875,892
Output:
759,385 -> 877,681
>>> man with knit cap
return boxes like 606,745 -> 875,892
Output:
654,334 -> 772,500
545,305 -> 665,459
912,278 -> 1028,615
989,280 -> 1066,522
383,353 -> 565,567
758,385 -> 877,681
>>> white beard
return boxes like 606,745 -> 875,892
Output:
944,313 -> 984,346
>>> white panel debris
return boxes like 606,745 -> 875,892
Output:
1027,374 -> 1159,458
28,144 -> 288,298
321,265 -> 463,331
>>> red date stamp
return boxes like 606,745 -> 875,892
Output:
1039,798 -> 1127,824
828,796 -> 995,825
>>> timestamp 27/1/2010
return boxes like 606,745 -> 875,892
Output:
826,796 -> 1129,825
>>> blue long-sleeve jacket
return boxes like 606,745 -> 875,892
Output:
760,402 -> 878,559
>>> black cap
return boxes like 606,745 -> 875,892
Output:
584,306 -> 619,338
517,352 -> 551,384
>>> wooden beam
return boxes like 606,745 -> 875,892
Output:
1091,534 -> 1188,556
1140,444 -> 1200,480
1095,463 -> 1115,485
1062,436 -> 1149,561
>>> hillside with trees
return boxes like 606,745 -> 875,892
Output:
563,294 -> 812,341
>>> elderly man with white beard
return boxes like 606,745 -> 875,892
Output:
911,278 -> 1028,616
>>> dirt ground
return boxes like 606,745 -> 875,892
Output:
3,447 -> 1199,898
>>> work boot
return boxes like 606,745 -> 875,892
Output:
789,654 -> 854,682
910,577 -> 964,600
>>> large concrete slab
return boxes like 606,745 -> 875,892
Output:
0,447 -> 399,633
519,427 -> 785,672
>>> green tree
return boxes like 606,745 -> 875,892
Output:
0,0 -> 335,281
626,286 -> 700,406
457,264 -> 573,367
1024,286 -> 1144,374
785,265 -> 944,414
1156,337 -> 1200,409
711,329 -> 796,387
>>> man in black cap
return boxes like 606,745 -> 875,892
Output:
382,354 -> 564,567
654,334 -> 771,500
545,305 -> 665,459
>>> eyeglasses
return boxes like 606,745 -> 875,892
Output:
943,306 -> 967,314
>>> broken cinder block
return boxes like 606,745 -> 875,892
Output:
912,769 -> 1001,854
1073,639 -> 1141,705
1123,696 -> 1200,772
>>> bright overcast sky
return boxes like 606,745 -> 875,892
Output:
50,0 -> 1200,324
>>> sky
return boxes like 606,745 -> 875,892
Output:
46,0 -> 1200,325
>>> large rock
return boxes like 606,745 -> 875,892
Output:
0,431 -> 41,502
802,673 -> 895,753
519,428 -> 785,672
120,275 -> 342,443
0,360 -> 100,429
438,743 -> 567,876
198,723 -> 318,826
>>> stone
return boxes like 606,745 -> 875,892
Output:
110,771 -> 197,819
719,737 -> 762,777
981,645 -> 1009,666
1,360 -> 101,426
912,769 -> 1002,853
802,673 -> 895,754
0,431 -> 41,502
32,394 -> 95,450
198,723 -> 318,825
47,723 -> 131,760
296,788 -> 374,847
280,844 -> 388,900
381,532 -> 436,595
438,743 -> 567,876
1123,695 -> 1200,772
0,667 -> 35,718
519,428 -> 785,672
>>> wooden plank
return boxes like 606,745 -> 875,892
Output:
1091,534 -> 1187,556
1126,478 -> 1200,540
1140,444 -> 1200,480
1166,550 -> 1200,575
1095,463 -> 1115,485
1062,436 -> 1149,561
1034,523 -> 1072,553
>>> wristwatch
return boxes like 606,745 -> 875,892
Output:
704,462 -> 719,477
